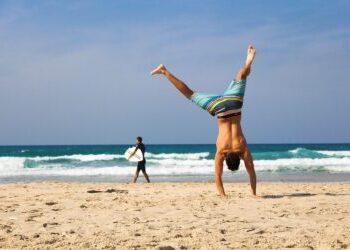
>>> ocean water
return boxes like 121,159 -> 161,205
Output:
0,144 -> 350,183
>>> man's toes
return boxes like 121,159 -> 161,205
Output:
150,64 -> 165,75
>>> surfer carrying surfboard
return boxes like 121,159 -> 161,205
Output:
128,136 -> 150,183
151,45 -> 257,197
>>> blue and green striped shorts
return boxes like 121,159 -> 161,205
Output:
190,79 -> 246,118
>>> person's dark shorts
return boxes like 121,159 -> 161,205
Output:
137,160 -> 146,171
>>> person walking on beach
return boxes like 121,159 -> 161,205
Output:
151,45 -> 257,197
129,136 -> 150,183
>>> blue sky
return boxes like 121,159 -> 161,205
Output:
0,0 -> 349,144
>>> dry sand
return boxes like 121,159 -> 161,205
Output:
0,182 -> 349,249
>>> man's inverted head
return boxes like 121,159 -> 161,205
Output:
225,152 -> 240,171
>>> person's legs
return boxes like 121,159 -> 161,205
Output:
141,169 -> 150,183
235,45 -> 256,81
133,169 -> 140,183
151,64 -> 194,99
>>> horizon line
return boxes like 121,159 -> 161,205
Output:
1,142 -> 350,147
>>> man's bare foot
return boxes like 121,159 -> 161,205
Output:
245,45 -> 256,67
252,194 -> 262,199
150,64 -> 166,76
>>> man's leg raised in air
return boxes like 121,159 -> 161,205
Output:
235,45 -> 256,81
150,64 -> 194,99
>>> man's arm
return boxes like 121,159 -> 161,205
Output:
242,148 -> 257,196
215,151 -> 226,197
128,146 -> 138,160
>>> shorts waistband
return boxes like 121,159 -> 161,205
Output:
216,108 -> 242,118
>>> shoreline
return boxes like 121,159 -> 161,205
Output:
1,171 -> 350,184
0,182 -> 349,249
1,179 -> 350,184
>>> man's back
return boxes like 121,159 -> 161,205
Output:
216,116 -> 246,155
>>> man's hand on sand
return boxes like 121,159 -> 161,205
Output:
218,194 -> 229,199
252,194 -> 262,199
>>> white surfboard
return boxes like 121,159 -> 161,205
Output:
124,147 -> 144,162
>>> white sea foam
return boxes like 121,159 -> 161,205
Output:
12,152 -> 210,162
26,154 -> 124,162
316,150 -> 350,157
0,156 -> 215,176
289,148 -> 350,158
146,152 -> 210,159
1,152 -> 350,177
254,158 -> 350,172
288,148 -> 304,154
147,158 -> 213,166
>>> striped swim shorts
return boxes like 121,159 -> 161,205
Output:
190,79 -> 247,119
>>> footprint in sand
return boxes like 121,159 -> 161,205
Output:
14,234 -> 29,240
245,228 -> 265,235
285,244 -> 297,248
22,209 -> 41,214
25,213 -> 43,222
44,238 -> 58,244
158,246 -> 175,250
43,222 -> 59,228
0,224 -> 13,233
45,202 -> 58,206
66,229 -> 75,234
255,230 -> 265,235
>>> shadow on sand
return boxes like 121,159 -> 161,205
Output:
262,192 -> 350,199
87,189 -> 128,194
262,193 -> 316,199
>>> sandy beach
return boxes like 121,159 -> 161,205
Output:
0,182 -> 349,249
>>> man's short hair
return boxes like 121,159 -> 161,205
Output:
136,136 -> 143,142
226,152 -> 240,171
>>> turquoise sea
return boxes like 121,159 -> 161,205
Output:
0,144 -> 350,183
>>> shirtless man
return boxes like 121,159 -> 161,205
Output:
151,45 -> 257,197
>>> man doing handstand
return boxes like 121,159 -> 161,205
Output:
151,45 -> 257,197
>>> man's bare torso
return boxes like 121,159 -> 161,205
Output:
216,116 -> 247,157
